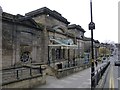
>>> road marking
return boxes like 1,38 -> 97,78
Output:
109,65 -> 114,90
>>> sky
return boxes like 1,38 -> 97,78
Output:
0,0 -> 119,43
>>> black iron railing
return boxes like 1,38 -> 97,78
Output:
92,61 -> 110,88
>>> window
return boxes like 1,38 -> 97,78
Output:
56,49 -> 61,59
63,49 -> 65,59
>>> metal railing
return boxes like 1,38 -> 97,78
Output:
92,61 -> 110,88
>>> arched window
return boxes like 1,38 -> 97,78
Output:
52,25 -> 66,34
55,28 -> 64,33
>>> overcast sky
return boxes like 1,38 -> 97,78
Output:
0,0 -> 119,43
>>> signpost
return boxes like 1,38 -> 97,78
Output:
88,0 -> 95,88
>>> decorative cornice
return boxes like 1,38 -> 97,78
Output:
2,12 -> 42,31
83,37 -> 91,41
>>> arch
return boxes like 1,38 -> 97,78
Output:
52,25 -> 67,33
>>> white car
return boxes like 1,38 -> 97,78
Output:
114,60 -> 120,66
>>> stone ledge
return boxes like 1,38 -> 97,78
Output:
56,65 -> 90,79
2,74 -> 42,86
2,74 -> 46,88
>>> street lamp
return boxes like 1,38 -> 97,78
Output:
88,0 -> 95,88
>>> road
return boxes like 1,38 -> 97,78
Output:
103,54 -> 120,89
33,68 -> 91,88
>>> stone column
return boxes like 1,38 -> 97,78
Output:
0,6 -> 2,88
14,31 -> 20,66
12,25 -> 21,66
31,39 -> 37,63
41,18 -> 48,64
12,24 -> 17,66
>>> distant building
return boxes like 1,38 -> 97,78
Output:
84,37 -> 100,59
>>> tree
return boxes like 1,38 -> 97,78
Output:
99,47 -> 110,57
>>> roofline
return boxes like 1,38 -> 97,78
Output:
25,7 -> 70,24
2,12 -> 43,31
68,24 -> 86,33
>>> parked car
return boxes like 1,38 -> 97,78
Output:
114,60 -> 120,66
110,54 -> 114,56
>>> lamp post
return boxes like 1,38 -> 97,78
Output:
88,0 -> 95,88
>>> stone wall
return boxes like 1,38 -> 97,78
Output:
2,75 -> 46,88
32,14 -> 70,65
2,21 -> 14,68
68,28 -> 81,38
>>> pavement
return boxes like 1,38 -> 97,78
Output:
34,68 -> 91,88
33,60 -> 106,89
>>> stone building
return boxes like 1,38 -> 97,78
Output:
94,40 -> 100,59
68,24 -> 85,56
0,6 -> 105,88
1,7 -> 93,81
1,6 -> 100,88
2,12 -> 43,69
68,24 -> 86,65
1,6 -> 92,70
1,7 -> 49,88
25,7 -> 79,70
84,37 -> 100,60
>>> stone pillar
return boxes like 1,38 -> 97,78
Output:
31,40 -> 37,63
12,25 -> 21,66
41,22 -> 48,64
12,43 -> 16,66
0,6 -> 2,88
15,31 -> 20,66
12,24 -> 17,66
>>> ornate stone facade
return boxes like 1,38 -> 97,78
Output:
2,12 -> 43,69
25,7 -> 87,70
1,6 -> 100,75
1,6 -> 103,88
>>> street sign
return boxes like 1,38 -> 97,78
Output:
89,22 -> 95,30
